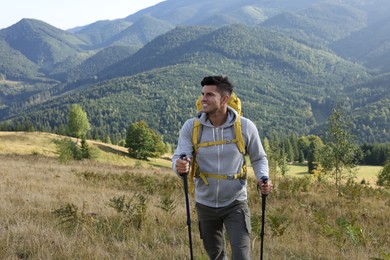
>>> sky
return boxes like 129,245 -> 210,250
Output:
0,0 -> 165,30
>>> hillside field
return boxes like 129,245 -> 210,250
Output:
0,131 -> 389,259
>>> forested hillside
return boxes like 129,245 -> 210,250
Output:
0,0 -> 389,144
332,16 -> 390,72
261,1 -> 367,48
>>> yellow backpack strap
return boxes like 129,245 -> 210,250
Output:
189,119 -> 201,193
197,139 -> 239,147
234,115 -> 245,154
199,169 -> 247,185
192,119 -> 200,153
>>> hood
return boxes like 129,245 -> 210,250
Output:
196,106 -> 238,128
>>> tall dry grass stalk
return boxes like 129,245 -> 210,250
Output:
0,147 -> 389,259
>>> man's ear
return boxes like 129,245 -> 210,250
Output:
223,95 -> 230,105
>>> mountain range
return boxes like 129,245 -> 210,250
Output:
0,0 -> 389,144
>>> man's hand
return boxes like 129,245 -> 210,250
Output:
258,179 -> 273,195
176,156 -> 191,175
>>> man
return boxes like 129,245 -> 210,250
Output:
172,76 -> 272,260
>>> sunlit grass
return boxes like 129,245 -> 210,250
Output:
0,131 -> 58,156
286,163 -> 382,185
0,131 -> 169,169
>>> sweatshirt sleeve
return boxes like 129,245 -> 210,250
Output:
172,118 -> 195,175
244,119 -> 269,181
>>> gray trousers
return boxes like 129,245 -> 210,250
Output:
196,200 -> 251,260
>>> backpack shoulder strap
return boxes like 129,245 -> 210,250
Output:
234,115 -> 245,154
192,119 -> 201,153
189,119 -> 201,193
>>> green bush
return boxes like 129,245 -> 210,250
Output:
276,176 -> 312,198
54,137 -> 99,162
54,138 -> 81,162
377,158 -> 390,187
126,121 -> 165,160
108,193 -> 148,229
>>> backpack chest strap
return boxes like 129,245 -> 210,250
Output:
197,165 -> 247,186
196,139 -> 239,149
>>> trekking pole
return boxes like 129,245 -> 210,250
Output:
180,154 -> 194,260
258,176 -> 269,260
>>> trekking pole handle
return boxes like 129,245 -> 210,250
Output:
180,153 -> 187,160
258,176 -> 269,196
180,153 -> 189,175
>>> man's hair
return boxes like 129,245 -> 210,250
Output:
201,76 -> 233,96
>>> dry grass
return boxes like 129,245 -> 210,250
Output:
0,153 -> 200,259
0,132 -> 389,259
0,131 -> 59,156
0,131 -> 168,168
286,163 -> 383,186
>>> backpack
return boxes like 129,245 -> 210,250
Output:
189,92 -> 247,192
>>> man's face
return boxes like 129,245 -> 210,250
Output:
201,85 -> 225,114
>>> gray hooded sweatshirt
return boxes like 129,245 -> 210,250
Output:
172,106 -> 269,208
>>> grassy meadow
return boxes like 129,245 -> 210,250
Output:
286,163 -> 383,186
0,132 -> 389,259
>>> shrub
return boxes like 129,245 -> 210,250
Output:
275,176 -> 312,198
108,193 -> 148,229
267,207 -> 291,237
54,137 -> 99,162
126,121 -> 165,160
156,194 -> 177,216
377,158 -> 390,187
54,138 -> 81,162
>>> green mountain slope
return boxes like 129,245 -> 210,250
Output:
73,20 -> 132,46
60,46 -> 136,81
262,1 -> 367,48
101,24 -> 368,87
346,73 -> 390,143
124,0 -> 323,26
196,5 -> 267,26
310,72 -> 390,143
0,41 -> 41,80
0,19 -> 93,82
99,26 -> 214,78
331,16 -> 390,72
0,19 -> 87,65
2,0 -> 390,81
104,15 -> 175,47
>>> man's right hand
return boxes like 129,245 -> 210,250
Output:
176,157 -> 191,175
